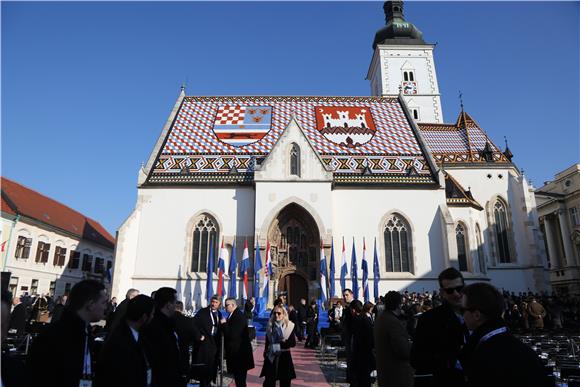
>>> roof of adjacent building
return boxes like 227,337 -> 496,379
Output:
146,95 -> 439,185
444,172 -> 483,210
1,177 -> 115,249
418,111 -> 511,165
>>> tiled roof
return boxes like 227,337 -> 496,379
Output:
0,177 -> 115,249
418,111 -> 510,164
148,96 -> 438,185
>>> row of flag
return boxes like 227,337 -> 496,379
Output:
206,237 -> 382,310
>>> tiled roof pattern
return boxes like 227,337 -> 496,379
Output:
0,177 -> 115,249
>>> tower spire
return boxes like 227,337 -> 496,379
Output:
373,1 -> 426,48
459,90 -> 464,112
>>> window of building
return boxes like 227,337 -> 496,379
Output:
68,250 -> 80,269
15,236 -> 32,259
31,279 -> 39,295
53,246 -> 67,267
49,281 -> 56,296
94,257 -> 104,274
35,242 -> 51,263
569,207 -> 579,226
82,254 -> 93,272
411,108 -> 420,120
9,276 -> 18,295
191,214 -> 219,273
383,214 -> 413,272
493,200 -> 512,263
456,223 -> 469,272
290,143 -> 300,177
106,260 -> 113,272
64,283 -> 72,295
403,70 -> 415,82
475,224 -> 486,273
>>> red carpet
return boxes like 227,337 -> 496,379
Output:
234,338 -> 330,387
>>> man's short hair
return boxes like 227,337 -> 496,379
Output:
383,291 -> 402,311
343,289 -> 353,295
210,295 -> 220,302
68,280 -> 105,312
438,267 -> 464,288
153,287 -> 176,310
125,288 -> 139,299
126,295 -> 154,322
463,282 -> 505,320
350,299 -> 363,314
224,297 -> 237,307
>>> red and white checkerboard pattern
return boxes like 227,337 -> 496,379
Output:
215,105 -> 245,125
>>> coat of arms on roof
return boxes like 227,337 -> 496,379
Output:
314,106 -> 376,148
212,105 -> 272,147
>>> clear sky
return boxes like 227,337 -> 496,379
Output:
2,1 -> 579,234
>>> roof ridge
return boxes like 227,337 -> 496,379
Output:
1,176 -> 112,237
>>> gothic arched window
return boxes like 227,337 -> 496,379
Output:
494,200 -> 511,263
383,214 -> 412,272
191,214 -> 219,273
455,223 -> 469,272
290,143 -> 300,177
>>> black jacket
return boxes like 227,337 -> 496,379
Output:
94,321 -> 150,387
221,308 -> 255,373
352,314 -> 376,378
410,302 -> 468,387
174,312 -> 201,375
458,319 -> 548,387
26,309 -> 95,387
191,307 -> 222,382
296,304 -> 307,325
10,303 -> 27,335
142,311 -> 185,387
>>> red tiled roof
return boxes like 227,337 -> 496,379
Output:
0,177 -> 115,249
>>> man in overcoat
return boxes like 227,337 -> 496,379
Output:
192,295 -> 223,387
220,297 -> 255,387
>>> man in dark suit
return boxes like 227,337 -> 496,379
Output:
411,268 -> 469,387
9,296 -> 28,335
108,288 -> 139,332
340,289 -> 355,383
220,297 -> 255,387
142,287 -> 185,387
94,294 -> 155,387
174,301 -> 202,377
192,295 -> 222,387
458,283 -> 547,387
27,280 -> 108,387
295,297 -> 307,341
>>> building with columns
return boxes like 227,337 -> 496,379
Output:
112,1 -> 550,308
536,164 -> 580,295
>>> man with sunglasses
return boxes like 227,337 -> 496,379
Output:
457,283 -> 547,387
410,268 -> 469,387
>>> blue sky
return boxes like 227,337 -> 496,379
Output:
2,1 -> 579,234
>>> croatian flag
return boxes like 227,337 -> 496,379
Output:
319,241 -> 327,303
373,237 -> 381,302
217,238 -> 227,299
240,239 -> 250,301
228,239 -> 237,299
207,242 -> 215,303
213,105 -> 273,147
351,238 -> 359,299
329,239 -> 336,299
362,237 -> 369,302
340,237 -> 348,294
261,240 -> 272,307
254,240 -> 262,314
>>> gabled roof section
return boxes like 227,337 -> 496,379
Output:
444,172 -> 483,210
418,110 -> 510,165
146,96 -> 438,186
1,177 -> 115,249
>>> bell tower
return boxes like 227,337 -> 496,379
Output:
366,1 -> 443,123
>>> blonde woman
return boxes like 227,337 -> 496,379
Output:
260,305 -> 296,387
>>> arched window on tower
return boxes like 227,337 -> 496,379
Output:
383,214 -> 413,272
191,214 -> 219,273
290,143 -> 300,177
493,200 -> 512,263
455,223 -> 469,272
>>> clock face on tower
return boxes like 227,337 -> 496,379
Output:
402,81 -> 418,95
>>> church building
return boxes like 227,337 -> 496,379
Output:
112,2 -> 550,308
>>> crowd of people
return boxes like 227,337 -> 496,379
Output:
1,267 -> 579,387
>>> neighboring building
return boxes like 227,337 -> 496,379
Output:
113,1 -> 550,308
536,164 -> 580,295
0,177 -> 115,297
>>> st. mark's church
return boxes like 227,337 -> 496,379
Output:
112,2 -> 549,308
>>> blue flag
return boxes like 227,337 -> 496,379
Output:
207,241 -> 215,304
228,240 -> 237,299
373,237 -> 380,302
254,240 -> 262,314
362,238 -> 369,303
340,237 -> 348,294
329,239 -> 335,299
351,238 -> 359,299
